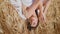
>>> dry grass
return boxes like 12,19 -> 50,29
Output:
0,0 -> 60,34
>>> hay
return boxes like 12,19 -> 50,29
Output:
0,0 -> 60,34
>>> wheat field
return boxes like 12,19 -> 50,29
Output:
0,0 -> 60,34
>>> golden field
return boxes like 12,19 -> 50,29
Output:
0,0 -> 60,34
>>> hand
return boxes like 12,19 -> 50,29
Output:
39,12 -> 46,23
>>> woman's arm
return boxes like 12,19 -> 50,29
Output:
43,0 -> 51,14
22,0 -> 40,19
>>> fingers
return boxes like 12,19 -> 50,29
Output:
39,12 -> 46,23
44,0 -> 51,15
38,0 -> 50,23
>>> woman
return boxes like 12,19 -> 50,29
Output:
10,0 -> 51,28
22,0 -> 51,28
10,0 -> 40,27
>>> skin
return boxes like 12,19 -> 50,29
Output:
22,0 -> 40,27
38,0 -> 51,23
22,0 -> 40,19
22,0 -> 51,27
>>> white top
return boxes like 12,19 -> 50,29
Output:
22,0 -> 33,7
10,0 -> 26,20
22,0 -> 44,7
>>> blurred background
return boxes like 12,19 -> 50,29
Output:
0,0 -> 60,34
